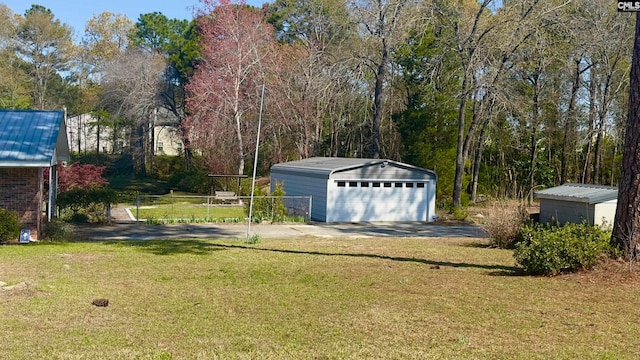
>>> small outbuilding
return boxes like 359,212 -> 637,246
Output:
0,110 -> 70,239
534,183 -> 618,227
270,157 -> 437,222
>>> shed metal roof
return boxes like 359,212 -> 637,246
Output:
534,183 -> 618,204
0,110 -> 70,167
271,157 -> 436,177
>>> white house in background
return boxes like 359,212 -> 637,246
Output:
534,183 -> 618,227
270,157 -> 437,222
66,113 -> 183,156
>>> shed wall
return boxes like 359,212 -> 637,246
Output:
539,199 -> 595,225
0,167 -> 42,239
593,200 -> 616,228
270,171 -> 328,221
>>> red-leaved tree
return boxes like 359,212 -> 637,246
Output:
184,0 -> 276,176
44,163 -> 109,192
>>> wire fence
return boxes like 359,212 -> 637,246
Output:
132,194 -> 312,224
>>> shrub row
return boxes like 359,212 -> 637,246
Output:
514,222 -> 616,275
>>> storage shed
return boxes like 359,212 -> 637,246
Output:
534,183 -> 618,227
0,110 -> 70,240
270,157 -> 437,222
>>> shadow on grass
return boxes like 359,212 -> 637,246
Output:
104,239 -> 520,274
234,245 -> 521,273
103,239 -> 229,256
460,241 -> 495,249
487,269 -> 527,276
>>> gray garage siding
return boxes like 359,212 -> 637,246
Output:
270,172 -> 328,221
539,199 -> 595,225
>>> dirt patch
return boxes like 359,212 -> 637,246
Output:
0,281 -> 37,298
562,258 -> 640,287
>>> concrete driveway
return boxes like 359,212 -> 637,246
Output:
73,221 -> 487,241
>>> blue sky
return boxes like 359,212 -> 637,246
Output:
3,0 -> 269,39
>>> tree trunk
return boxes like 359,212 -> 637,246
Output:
593,117 -> 604,183
527,76 -> 540,206
138,123 -> 147,177
470,116 -> 490,203
77,116 -> 82,153
594,66 -> 615,184
235,112 -> 245,176
149,108 -> 156,175
371,43 -> 389,159
582,69 -> 596,183
561,59 -> 581,184
96,121 -> 101,154
612,14 -> 640,260
452,73 -> 468,208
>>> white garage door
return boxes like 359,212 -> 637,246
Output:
327,180 -> 429,222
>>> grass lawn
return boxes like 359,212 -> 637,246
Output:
134,204 -> 247,223
2,236 -> 640,359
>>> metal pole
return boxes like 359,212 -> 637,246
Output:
247,84 -> 265,241
308,196 -> 312,223
136,193 -> 140,223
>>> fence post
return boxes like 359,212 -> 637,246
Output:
308,196 -> 312,223
207,196 -> 210,222
136,192 -> 140,223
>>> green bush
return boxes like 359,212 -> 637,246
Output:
42,219 -> 71,242
514,222 -> 615,275
245,183 -> 287,223
0,208 -> 20,244
167,170 -> 209,194
57,188 -> 118,223
154,155 -> 188,180
450,206 -> 468,221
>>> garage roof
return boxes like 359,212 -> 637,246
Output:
271,157 -> 435,177
0,110 -> 70,167
534,183 -> 618,204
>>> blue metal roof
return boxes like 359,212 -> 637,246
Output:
534,183 -> 618,204
0,110 -> 70,167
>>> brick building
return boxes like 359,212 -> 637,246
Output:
0,110 -> 70,240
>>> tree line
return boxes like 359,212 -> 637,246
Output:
0,0 -> 632,209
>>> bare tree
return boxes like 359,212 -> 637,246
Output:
185,0 -> 275,176
347,0 -> 429,158
100,50 -> 166,176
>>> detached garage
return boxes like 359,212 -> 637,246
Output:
270,157 -> 437,222
534,183 -> 618,227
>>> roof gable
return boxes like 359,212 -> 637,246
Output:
534,183 -> 618,204
271,157 -> 436,179
0,110 -> 70,167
